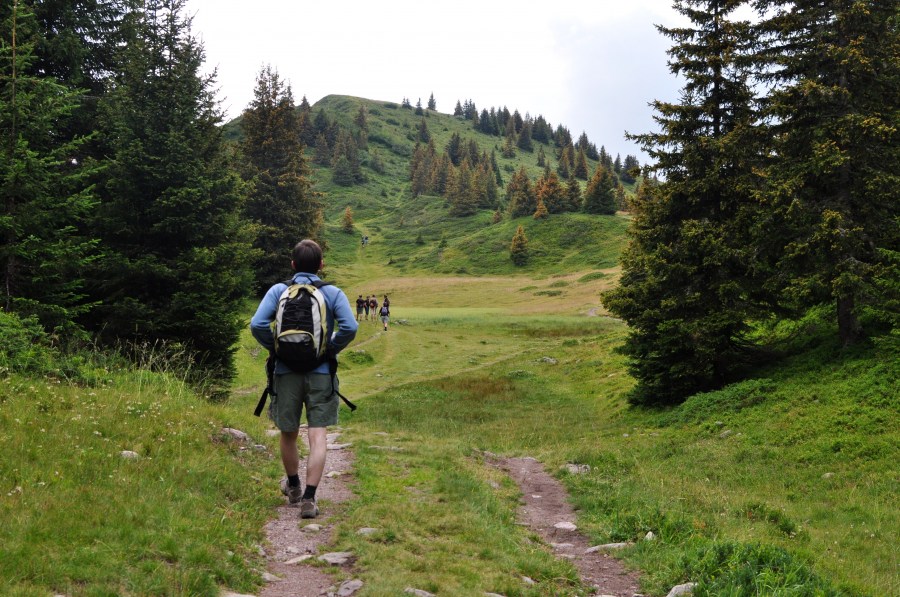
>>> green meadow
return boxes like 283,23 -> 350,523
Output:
3,223 -> 896,595
2,99 -> 897,596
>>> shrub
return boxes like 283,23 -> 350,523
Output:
0,312 -> 53,374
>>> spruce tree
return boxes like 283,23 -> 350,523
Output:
536,169 -> 566,214
565,174 -> 582,212
533,197 -> 548,219
506,167 -> 535,217
241,65 -> 323,289
313,132 -> 331,166
602,0 -> 764,404
574,147 -> 589,180
445,132 -> 463,166
90,0 -> 255,385
582,165 -> 617,215
427,92 -> 436,111
448,162 -> 477,217
516,120 -> 533,152
756,0 -> 900,345
1,0 -> 100,334
342,206 -> 354,233
417,118 -> 431,143
509,225 -> 528,265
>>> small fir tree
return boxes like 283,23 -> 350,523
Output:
533,197 -> 549,219
510,225 -> 529,265
583,165 -> 617,215
341,206 -> 354,233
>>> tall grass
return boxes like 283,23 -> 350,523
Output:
0,342 -> 277,596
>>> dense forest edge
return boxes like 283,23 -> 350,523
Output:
1,0 -> 897,595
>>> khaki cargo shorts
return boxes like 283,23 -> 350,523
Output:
270,372 -> 339,431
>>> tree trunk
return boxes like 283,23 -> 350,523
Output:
837,295 -> 862,346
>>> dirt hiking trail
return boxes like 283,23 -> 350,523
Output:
248,432 -> 642,597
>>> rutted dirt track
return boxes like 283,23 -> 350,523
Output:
488,455 -> 642,597
250,431 -> 641,597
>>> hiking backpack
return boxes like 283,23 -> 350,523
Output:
274,280 -> 330,373
254,278 -> 357,417
379,305 -> 389,317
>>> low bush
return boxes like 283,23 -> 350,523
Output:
0,312 -> 53,374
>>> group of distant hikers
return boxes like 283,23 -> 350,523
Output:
249,239 -> 392,520
355,294 -> 391,331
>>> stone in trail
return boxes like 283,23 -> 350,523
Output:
318,551 -> 354,566
336,579 -> 364,596
585,542 -> 632,553
222,427 -> 251,442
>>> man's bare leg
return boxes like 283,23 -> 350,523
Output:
306,427 -> 327,487
280,431 -> 300,476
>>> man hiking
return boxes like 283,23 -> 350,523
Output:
355,294 -> 365,321
250,240 -> 358,518
368,295 -> 378,323
379,301 -> 390,332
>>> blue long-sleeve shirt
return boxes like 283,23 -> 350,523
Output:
250,272 -> 358,375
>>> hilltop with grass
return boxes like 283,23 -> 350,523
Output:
225,92 -> 637,286
4,87 -> 896,594
3,0 -> 897,593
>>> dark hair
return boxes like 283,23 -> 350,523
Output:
292,239 -> 323,274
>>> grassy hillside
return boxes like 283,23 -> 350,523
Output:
228,94 -> 633,282
2,95 -> 896,596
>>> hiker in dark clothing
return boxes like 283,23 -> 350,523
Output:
368,295 -> 378,323
355,295 -> 365,321
363,295 -> 371,320
379,302 -> 390,332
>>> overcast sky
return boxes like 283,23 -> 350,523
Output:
185,0 -> 689,162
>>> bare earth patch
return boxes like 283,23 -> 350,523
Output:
258,427 -> 355,597
488,455 -> 642,597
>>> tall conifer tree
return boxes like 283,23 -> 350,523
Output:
1,0 -> 100,333
602,0 -> 764,404
90,0 -> 254,385
241,65 -> 322,290
756,0 -> 900,345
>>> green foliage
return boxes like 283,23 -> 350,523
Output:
241,65 -> 322,290
603,1 -> 767,404
582,164 -> 617,215
757,0 -> 900,346
682,542 -> 842,596
0,364 -> 271,596
0,311 -> 52,374
341,206 -> 355,233
509,225 -> 528,265
87,0 -> 254,385
0,1 -> 101,334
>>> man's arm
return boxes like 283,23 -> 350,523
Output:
249,285 -> 281,350
330,290 -> 358,352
